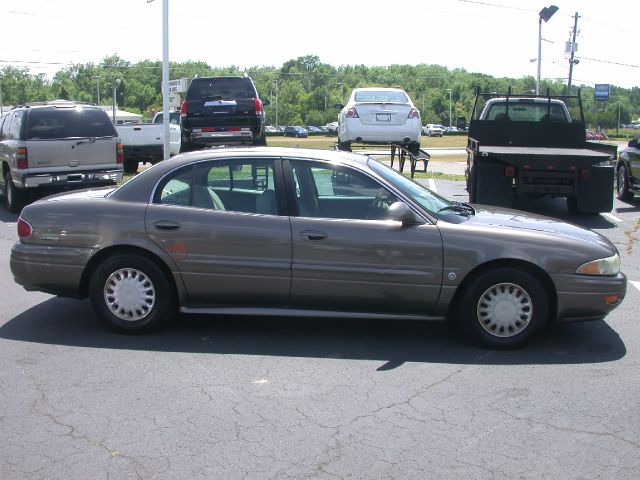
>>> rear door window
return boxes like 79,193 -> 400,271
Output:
187,78 -> 256,100
26,107 -> 117,140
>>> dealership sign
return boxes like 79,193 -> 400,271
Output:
594,84 -> 610,101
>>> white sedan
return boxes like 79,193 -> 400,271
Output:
336,87 -> 422,154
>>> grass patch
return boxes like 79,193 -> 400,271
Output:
411,171 -> 466,182
268,135 -> 467,150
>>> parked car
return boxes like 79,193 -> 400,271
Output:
305,125 -> 323,133
0,100 -> 123,213
325,121 -> 339,134
423,124 -> 444,137
336,87 -> 421,153
265,125 -> 278,133
116,111 -> 182,173
283,126 -> 308,138
179,75 -> 270,152
11,147 -> 626,348
616,137 -> 640,201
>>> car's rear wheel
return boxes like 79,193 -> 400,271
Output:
616,164 -> 633,201
458,267 -> 547,348
4,172 -> 26,213
337,140 -> 352,151
252,135 -> 267,146
180,139 -> 196,153
90,253 -> 175,333
123,158 -> 139,174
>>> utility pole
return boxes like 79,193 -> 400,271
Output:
567,12 -> 579,94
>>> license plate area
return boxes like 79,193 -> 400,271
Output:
376,113 -> 391,122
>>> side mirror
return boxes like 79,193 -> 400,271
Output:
629,139 -> 638,149
334,103 -> 344,110
387,202 -> 423,225
262,99 -> 271,107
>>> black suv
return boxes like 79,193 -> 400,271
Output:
180,76 -> 270,152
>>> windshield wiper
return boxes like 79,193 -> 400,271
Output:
437,201 -> 475,215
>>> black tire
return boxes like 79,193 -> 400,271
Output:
4,172 -> 26,213
616,164 -> 633,201
123,158 -> 139,174
89,253 -> 176,333
252,135 -> 267,146
467,165 -> 477,203
457,267 -> 548,349
567,197 -> 579,214
180,139 -> 196,153
337,140 -> 352,152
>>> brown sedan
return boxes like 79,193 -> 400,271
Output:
10,147 -> 627,348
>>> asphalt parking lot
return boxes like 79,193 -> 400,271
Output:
1,176 -> 639,479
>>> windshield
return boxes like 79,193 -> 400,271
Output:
354,90 -> 408,103
367,158 -> 451,214
26,107 -> 116,139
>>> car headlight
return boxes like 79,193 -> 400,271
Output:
576,253 -> 621,276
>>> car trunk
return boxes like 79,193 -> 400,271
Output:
185,97 -> 259,129
26,138 -> 117,171
355,103 -> 410,126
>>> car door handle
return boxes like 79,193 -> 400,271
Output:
154,221 -> 180,231
299,230 -> 327,241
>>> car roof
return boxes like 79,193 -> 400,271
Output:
353,87 -> 406,92
12,99 -> 97,109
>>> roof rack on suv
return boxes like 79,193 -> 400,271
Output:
13,100 -> 97,109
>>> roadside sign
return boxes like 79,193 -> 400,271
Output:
164,78 -> 187,93
594,84 -> 610,101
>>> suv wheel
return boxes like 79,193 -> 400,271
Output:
252,135 -> 267,146
123,158 -> 139,174
4,172 -> 26,213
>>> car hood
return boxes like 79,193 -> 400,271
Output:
465,205 -> 613,250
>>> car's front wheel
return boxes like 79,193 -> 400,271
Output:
458,267 -> 548,348
616,164 -> 633,201
90,253 -> 176,333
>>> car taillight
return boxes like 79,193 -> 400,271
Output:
505,166 -> 516,177
117,143 -> 123,164
346,107 -> 359,118
407,108 -> 420,119
17,217 -> 32,239
16,147 -> 28,169
180,100 -> 187,118
580,168 -> 591,180
254,98 -> 263,115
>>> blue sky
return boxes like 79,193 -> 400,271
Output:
3,0 -> 638,88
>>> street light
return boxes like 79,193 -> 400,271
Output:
112,78 -> 121,123
445,88 -> 452,127
536,4 -> 558,95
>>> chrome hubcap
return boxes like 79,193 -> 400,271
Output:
104,268 -> 155,321
477,283 -> 533,337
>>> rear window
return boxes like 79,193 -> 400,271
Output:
187,78 -> 256,100
486,102 -> 569,122
354,90 -> 408,103
26,107 -> 117,140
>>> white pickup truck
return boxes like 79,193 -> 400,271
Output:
116,111 -> 181,173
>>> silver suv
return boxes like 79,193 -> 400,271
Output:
0,100 -> 123,212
